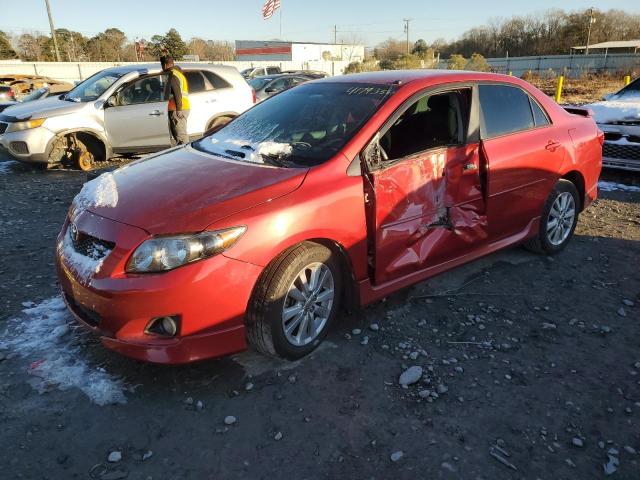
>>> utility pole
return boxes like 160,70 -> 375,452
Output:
585,7 -> 595,55
403,18 -> 411,54
44,0 -> 61,61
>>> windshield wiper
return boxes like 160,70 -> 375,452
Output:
260,155 -> 297,168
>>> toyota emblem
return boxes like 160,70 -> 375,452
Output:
70,222 -> 79,242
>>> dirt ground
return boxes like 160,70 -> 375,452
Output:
0,157 -> 639,480
527,75 -> 631,105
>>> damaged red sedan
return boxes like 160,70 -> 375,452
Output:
56,71 -> 603,364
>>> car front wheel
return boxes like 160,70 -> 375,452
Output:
246,242 -> 342,360
525,179 -> 579,254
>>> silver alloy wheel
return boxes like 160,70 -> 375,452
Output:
282,262 -> 335,347
546,191 -> 576,246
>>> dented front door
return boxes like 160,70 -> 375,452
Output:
368,143 -> 487,285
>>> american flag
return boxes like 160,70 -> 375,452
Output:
262,0 -> 281,19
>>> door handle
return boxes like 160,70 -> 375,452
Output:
149,110 -> 163,116
545,140 -> 561,152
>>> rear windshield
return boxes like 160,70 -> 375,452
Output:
193,82 -> 393,167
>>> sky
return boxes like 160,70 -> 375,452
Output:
2,0 -> 639,47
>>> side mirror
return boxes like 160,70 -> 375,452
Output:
104,96 -> 117,108
363,135 -> 383,170
264,87 -> 277,94
602,93 -> 615,101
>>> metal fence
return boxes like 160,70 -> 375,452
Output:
436,53 -> 640,78
0,60 -> 352,84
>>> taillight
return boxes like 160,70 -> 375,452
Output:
7,90 -> 14,98
251,89 -> 256,104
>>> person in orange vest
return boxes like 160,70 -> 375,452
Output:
160,56 -> 190,145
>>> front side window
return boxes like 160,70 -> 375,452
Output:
249,77 -> 272,90
380,89 -> 469,161
479,84 -> 535,138
117,75 -> 165,105
193,82 -> 393,167
64,70 -> 125,102
267,78 -> 288,92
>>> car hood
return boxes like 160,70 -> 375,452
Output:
78,146 -> 308,235
587,95 -> 640,125
0,95 -> 80,121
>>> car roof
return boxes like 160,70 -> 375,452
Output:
320,69 -> 513,85
101,63 -> 240,76
252,73 -> 307,80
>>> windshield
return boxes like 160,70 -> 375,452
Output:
618,78 -> 640,99
22,87 -> 48,102
64,70 -> 125,102
249,77 -> 272,90
193,82 -> 393,167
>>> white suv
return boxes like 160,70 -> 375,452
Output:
0,63 -> 254,170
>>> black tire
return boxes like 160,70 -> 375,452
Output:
525,179 -> 579,255
246,242 -> 342,360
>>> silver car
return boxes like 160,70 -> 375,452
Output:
587,77 -> 640,172
0,63 -> 254,170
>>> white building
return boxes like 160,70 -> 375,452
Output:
235,41 -> 365,63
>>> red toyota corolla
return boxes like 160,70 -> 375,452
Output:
56,71 -> 602,364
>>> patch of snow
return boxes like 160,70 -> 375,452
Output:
72,172 -> 118,214
257,141 -> 293,158
598,181 -> 640,193
588,100 -> 640,124
0,297 -> 127,405
60,230 -> 111,283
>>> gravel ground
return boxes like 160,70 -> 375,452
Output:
0,156 -> 639,480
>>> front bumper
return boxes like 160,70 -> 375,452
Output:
55,210 -> 263,364
0,126 -> 54,163
599,123 -> 640,172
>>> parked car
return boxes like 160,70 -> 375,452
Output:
0,63 -> 253,170
240,66 -> 281,79
0,74 -> 72,96
281,70 -> 329,79
585,76 -> 640,172
56,71 -> 602,364
0,85 -> 72,113
249,73 -> 313,102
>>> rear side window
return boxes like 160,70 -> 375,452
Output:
202,70 -> 231,89
267,67 -> 280,74
530,98 -> 550,127
479,85 -> 534,138
184,71 -> 206,93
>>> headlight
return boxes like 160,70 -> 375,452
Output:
5,118 -> 46,133
126,227 -> 246,273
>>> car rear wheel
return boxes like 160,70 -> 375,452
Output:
246,242 -> 342,360
525,179 -> 579,254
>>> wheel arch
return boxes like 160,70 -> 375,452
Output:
46,128 -> 111,161
248,237 -> 361,316
560,170 -> 585,211
206,111 -> 239,130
